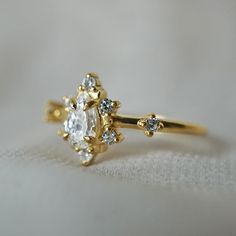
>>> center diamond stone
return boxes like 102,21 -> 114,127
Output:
64,92 -> 98,149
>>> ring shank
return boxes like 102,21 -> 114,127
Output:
112,114 -> 207,135
44,101 -> 207,135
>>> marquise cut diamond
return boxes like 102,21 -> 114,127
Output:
64,92 -> 98,149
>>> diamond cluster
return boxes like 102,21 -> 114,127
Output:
63,79 -> 98,164
61,74 -> 123,166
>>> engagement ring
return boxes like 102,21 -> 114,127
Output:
45,73 -> 207,166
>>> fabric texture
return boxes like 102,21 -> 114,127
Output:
0,0 -> 236,235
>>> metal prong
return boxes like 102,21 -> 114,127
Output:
63,97 -> 77,110
81,159 -> 93,167
70,98 -> 77,110
158,122 -> 164,131
137,119 -> 146,128
83,136 -> 96,144
63,133 -> 69,140
87,147 -> 95,154
74,146 -> 81,152
149,113 -> 156,118
144,130 -> 154,137
114,133 -> 124,143
58,129 -> 69,140
83,100 -> 97,111
103,125 -> 112,132
78,85 -> 85,92
90,87 -> 98,93
86,72 -> 99,79
111,101 -> 121,109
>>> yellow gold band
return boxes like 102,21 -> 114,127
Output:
44,73 -> 208,166
45,101 -> 207,136
112,114 -> 207,135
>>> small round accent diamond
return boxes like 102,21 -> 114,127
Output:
82,77 -> 96,90
146,117 -> 160,132
99,98 -> 113,114
63,96 -> 71,107
102,130 -> 117,145
78,150 -> 94,163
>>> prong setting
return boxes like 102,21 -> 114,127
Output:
99,98 -> 114,114
83,100 -> 97,111
138,114 -> 160,137
46,73 -> 207,166
111,101 -> 121,112
58,129 -> 70,140
77,149 -> 95,166
101,128 -> 117,145
63,96 -> 77,111
83,136 -> 96,144
59,73 -> 123,166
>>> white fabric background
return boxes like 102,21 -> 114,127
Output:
0,0 -> 236,235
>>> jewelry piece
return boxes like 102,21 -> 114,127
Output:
44,73 -> 207,166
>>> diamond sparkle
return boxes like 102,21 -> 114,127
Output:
64,92 -> 98,149
82,77 -> 96,90
102,130 -> 117,145
99,98 -> 113,114
146,117 -> 159,132
78,150 -> 94,164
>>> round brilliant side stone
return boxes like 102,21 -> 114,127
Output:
78,150 -> 94,163
99,98 -> 113,114
82,77 -> 96,90
102,130 -> 117,145
146,117 -> 160,132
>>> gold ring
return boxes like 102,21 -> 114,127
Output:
44,73 -> 207,166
